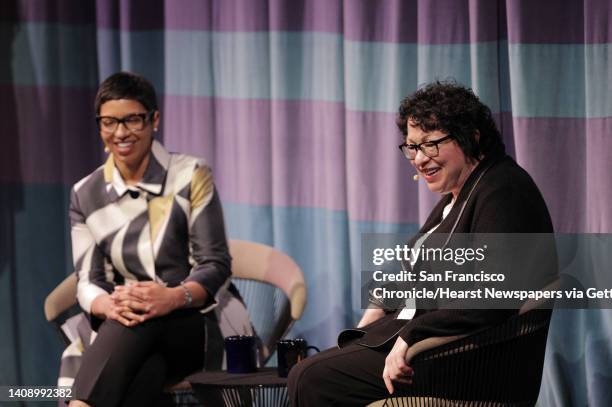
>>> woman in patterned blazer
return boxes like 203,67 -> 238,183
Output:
68,72 -> 249,406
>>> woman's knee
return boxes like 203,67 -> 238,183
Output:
287,352 -> 331,402
287,358 -> 309,392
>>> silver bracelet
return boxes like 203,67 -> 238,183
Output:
180,282 -> 193,307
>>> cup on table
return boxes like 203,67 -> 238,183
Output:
225,335 -> 258,374
276,338 -> 320,377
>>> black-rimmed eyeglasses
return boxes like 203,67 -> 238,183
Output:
398,135 -> 454,160
96,111 -> 154,133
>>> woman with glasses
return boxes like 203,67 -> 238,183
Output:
288,81 -> 556,406
68,72 -> 251,406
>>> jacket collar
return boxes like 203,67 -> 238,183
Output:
103,140 -> 170,200
419,153 -> 507,234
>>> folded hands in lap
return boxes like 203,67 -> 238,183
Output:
92,282 -> 182,327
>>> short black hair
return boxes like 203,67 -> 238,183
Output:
94,71 -> 158,114
397,80 -> 505,161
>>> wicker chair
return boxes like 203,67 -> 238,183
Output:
228,239 -> 306,365
369,305 -> 553,407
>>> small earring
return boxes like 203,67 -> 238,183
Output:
104,146 -> 110,153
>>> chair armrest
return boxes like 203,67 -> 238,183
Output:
229,239 -> 307,320
409,308 -> 552,366
44,273 -> 78,322
405,334 -> 468,365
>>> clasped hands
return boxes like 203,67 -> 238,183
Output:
95,282 -> 181,327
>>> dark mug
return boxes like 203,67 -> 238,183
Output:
225,335 -> 258,374
277,338 -> 320,377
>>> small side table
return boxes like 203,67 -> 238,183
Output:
187,368 -> 289,407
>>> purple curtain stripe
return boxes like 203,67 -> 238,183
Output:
0,85 -> 102,185
585,120 -> 612,232
507,0 -> 612,44
344,109 -> 421,224
5,0 -> 612,45
343,0 -> 417,43
512,117 -> 588,233
268,0 -> 342,33
410,0 -> 506,44
95,0 -> 343,33
0,0 -> 95,24
584,0 -> 612,44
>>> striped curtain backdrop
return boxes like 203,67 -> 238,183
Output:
1,0 -> 611,405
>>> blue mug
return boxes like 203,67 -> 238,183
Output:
277,338 -> 320,377
225,335 -> 258,374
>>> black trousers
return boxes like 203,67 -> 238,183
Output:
72,309 -> 206,407
288,341 -> 408,407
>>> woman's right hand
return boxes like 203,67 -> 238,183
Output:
357,307 -> 386,328
90,293 -> 147,327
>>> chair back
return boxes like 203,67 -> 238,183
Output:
378,309 -> 552,407
44,272 -> 77,323
44,272 -> 78,346
228,239 -> 306,364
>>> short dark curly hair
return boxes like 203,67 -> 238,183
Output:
94,71 -> 158,115
397,80 -> 505,161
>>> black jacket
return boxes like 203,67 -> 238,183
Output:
340,153 -> 557,349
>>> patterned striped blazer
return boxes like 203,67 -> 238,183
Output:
69,140 -> 245,321
59,141 -> 253,387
